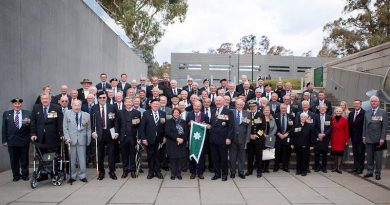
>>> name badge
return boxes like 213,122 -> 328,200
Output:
307,118 -> 313,123
294,127 -> 301,132
160,118 -> 166,124
48,111 -> 58,118
222,122 -> 226,126
254,117 -> 262,124
288,120 -> 293,126
108,112 -> 115,119
324,121 -> 330,126
372,116 -> 383,121
132,118 -> 140,125
244,117 -> 251,124
166,115 -> 172,120
257,130 -> 263,136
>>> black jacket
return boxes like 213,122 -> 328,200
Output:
209,107 -> 234,144
30,103 -> 63,145
91,103 -> 119,142
290,123 -> 315,147
2,110 -> 31,146
348,109 -> 365,144
119,109 -> 141,145
313,113 -> 332,150
274,112 -> 294,145
139,110 -> 166,144
165,118 -> 188,159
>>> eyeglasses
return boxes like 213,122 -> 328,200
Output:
61,100 -> 68,102
98,97 -> 106,99
140,80 -> 145,81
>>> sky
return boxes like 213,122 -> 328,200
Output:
154,0 -> 345,64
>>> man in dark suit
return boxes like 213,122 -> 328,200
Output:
77,79 -> 93,102
54,85 -> 71,107
313,104 -> 332,172
182,78 -> 193,92
236,75 -> 253,94
119,97 -> 141,179
119,74 -> 131,94
188,82 -> 201,98
282,95 -> 298,119
96,73 -> 112,92
186,101 -> 209,179
274,81 -> 286,103
209,96 -> 234,181
137,76 -> 148,92
217,79 -> 228,93
226,82 -> 240,107
158,73 -> 171,91
139,99 -> 166,179
164,80 -> 181,105
269,93 -> 281,116
313,91 -> 333,116
81,94 -> 95,115
348,100 -> 365,174
91,91 -> 119,180
241,81 -> 254,101
295,100 -> 316,125
274,104 -> 294,172
2,98 -> 31,181
147,76 -> 164,98
261,84 -> 273,101
230,99 -> 251,179
363,96 -> 387,180
208,85 -> 218,108
202,98 -> 214,171
246,100 -> 266,178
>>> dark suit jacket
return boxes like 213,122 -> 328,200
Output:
77,88 -> 88,101
295,111 -> 316,125
209,107 -> 234,144
313,99 -> 333,115
261,91 -> 273,101
119,82 -> 131,94
249,111 -> 266,144
274,89 -> 286,103
96,82 -> 112,92
186,111 -> 209,126
139,110 -> 166,144
158,81 -> 171,91
314,113 -> 332,150
274,112 -> 294,145
30,103 -> 63,145
165,88 -> 182,103
188,89 -> 200,98
119,109 -> 141,145
54,94 -> 71,108
182,85 -> 192,92
81,103 -> 94,115
146,85 -> 164,98
91,103 -> 119,142
165,118 -> 188,159
348,109 -> 365,144
2,110 -> 31,146
242,89 -> 255,101
291,123 -> 315,147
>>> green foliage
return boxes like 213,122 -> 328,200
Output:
318,0 -> 390,57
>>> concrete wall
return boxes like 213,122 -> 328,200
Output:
0,0 -> 147,171
171,53 -> 334,86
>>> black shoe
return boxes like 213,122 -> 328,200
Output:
190,174 -> 196,179
245,171 -> 252,176
121,172 -> 128,179
222,176 -> 227,181
211,175 -> 220,180
177,176 -> 182,180
109,173 -> 117,180
375,175 -> 381,180
12,177 -> 20,182
67,178 -> 76,184
364,173 -> 373,178
147,174 -> 154,179
230,173 -> 236,179
208,168 -> 214,172
335,169 -> 342,174
80,178 -> 88,183
130,172 -> 136,178
22,176 -> 29,181
314,168 -> 320,172
349,169 -> 358,173
238,174 -> 245,179
283,168 -> 290,173
301,172 -> 307,176
156,173 -> 164,179
198,175 -> 204,179
263,169 -> 270,173
296,171 -> 301,175
273,167 -> 279,172
356,170 -> 363,174
170,176 -> 175,180
97,173 -> 105,180
322,169 -> 327,173
257,173 -> 262,178
139,169 -> 144,173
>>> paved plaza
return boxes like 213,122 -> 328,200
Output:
0,168 -> 389,205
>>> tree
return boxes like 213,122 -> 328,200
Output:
208,48 -> 217,54
267,46 -> 293,56
97,0 -> 188,74
148,62 -> 171,78
318,0 -> 390,57
302,50 -> 313,57
216,42 -> 234,54
237,35 -> 256,54
257,35 -> 270,55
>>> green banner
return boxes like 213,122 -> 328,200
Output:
189,121 -> 207,163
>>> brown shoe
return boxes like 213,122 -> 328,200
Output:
198,175 -> 205,179
121,172 -> 128,179
130,171 -> 136,178
190,174 -> 196,179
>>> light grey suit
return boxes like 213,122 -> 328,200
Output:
363,107 -> 388,176
63,110 -> 91,179
230,109 -> 251,175
265,115 -> 277,148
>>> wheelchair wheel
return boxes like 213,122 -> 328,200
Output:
51,175 -> 63,186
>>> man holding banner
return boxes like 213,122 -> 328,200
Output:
187,101 -> 210,179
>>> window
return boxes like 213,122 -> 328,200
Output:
209,64 -> 230,71
178,63 -> 202,70
269,65 -> 290,69
239,65 -> 260,72
269,69 -> 290,72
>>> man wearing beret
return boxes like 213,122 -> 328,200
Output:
91,91 -> 119,180
78,79 -> 93,101
2,98 -> 31,181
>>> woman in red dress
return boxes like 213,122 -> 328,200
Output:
330,107 -> 349,174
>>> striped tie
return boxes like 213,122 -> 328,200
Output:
15,111 -> 20,129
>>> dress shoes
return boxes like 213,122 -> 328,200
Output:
12,177 -> 20,182
97,173 -> 105,180
222,176 -> 227,181
283,168 -> 290,173
211,175 -> 220,180
170,176 -> 175,180
22,176 -> 29,181
121,172 -> 128,179
67,178 -> 76,184
245,171 -> 252,176
147,174 -> 154,179
375,175 -> 381,180
130,171 -> 136,178
198,175 -> 204,179
230,173 -> 236,179
177,176 -> 182,180
190,174 -> 196,179
156,173 -> 164,179
257,173 -> 262,178
238,174 -> 245,179
364,173 -> 373,178
109,173 -> 117,180
80,178 -> 88,183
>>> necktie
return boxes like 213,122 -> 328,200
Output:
205,109 -> 209,117
266,93 -> 269,99
236,111 -> 240,124
216,108 -> 219,117
189,85 -> 192,92
154,112 -> 159,125
245,90 -> 248,96
88,104 -> 92,114
15,111 -> 20,129
101,106 -> 105,129
371,109 -> 375,117
173,89 -> 176,95
281,114 -> 286,133
44,107 -> 48,120
321,114 -> 325,133
76,112 -> 79,128
354,111 -> 358,122
102,83 -> 106,91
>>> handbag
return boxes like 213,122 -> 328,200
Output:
262,148 -> 275,160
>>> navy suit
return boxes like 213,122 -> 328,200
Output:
2,110 -> 31,178
348,109 -> 365,172
314,113 -> 332,170
186,111 -> 209,176
274,112 -> 294,170
139,110 -> 166,175
210,107 -> 234,177
91,103 -> 119,174
119,109 -> 141,172
96,82 -> 112,92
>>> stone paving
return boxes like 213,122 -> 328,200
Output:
0,168 -> 389,205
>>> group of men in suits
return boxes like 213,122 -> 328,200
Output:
2,73 -> 388,183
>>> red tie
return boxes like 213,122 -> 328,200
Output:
101,106 -> 105,129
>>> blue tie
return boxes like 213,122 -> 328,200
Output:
44,107 -> 48,120
236,111 -> 240,124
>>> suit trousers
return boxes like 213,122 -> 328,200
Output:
274,142 -> 291,169
98,129 -> 116,174
170,157 -> 184,177
210,143 -> 228,177
366,143 -> 383,176
247,141 -> 263,174
352,142 -> 365,171
314,148 -> 328,170
70,144 -> 87,179
296,146 -> 310,173
8,146 -> 29,178
189,145 -> 206,175
121,141 -> 136,172
146,143 -> 161,175
229,142 -> 246,175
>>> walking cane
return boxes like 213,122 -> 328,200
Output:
94,113 -> 99,177
68,142 -> 72,185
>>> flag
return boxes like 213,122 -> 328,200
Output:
189,121 -> 207,163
